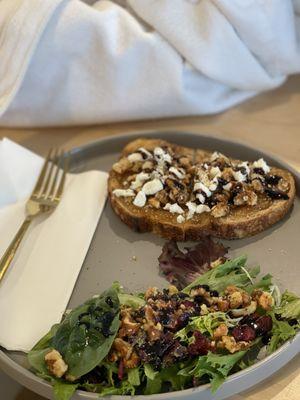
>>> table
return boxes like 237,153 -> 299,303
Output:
0,75 -> 299,399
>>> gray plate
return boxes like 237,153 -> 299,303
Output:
0,131 -> 299,400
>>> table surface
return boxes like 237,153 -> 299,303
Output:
0,75 -> 300,400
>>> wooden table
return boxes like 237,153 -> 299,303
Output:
1,75 -> 299,400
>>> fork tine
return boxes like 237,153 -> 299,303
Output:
47,149 -> 64,200
54,152 -> 69,201
39,148 -> 59,198
31,148 -> 54,197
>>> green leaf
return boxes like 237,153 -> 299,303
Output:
267,313 -> 297,354
276,291 -> 300,320
99,381 -> 136,396
145,375 -> 162,395
183,256 -> 259,294
118,293 -> 145,309
127,367 -> 141,386
175,312 -> 241,341
247,274 -> 273,292
179,351 -> 246,393
52,286 -> 120,378
144,364 -> 158,380
53,381 -> 78,400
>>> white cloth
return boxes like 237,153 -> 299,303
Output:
0,0 -> 300,127
0,139 -> 108,351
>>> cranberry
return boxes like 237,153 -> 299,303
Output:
188,331 -> 211,356
254,315 -> 273,335
183,300 -> 195,309
232,325 -> 256,342
118,360 -> 124,380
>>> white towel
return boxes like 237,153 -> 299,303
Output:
0,139 -> 108,351
0,0 -> 299,127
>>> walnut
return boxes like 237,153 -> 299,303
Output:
144,305 -> 157,325
228,291 -> 243,309
145,287 -> 158,300
123,351 -> 140,369
211,203 -> 229,218
155,190 -> 169,206
241,291 -> 252,306
119,309 -> 140,337
221,336 -> 249,353
217,298 -> 230,312
112,157 -> 132,174
252,290 -> 274,311
45,349 -> 68,378
234,189 -> 258,206
142,160 -> 154,171
213,323 -> 228,339
251,178 -> 264,193
146,325 -> 162,341
222,168 -> 234,182
148,197 -> 160,209
179,157 -> 191,168
278,178 -> 290,193
113,338 -> 133,360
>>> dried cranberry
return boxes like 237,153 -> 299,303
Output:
253,167 -> 265,175
265,188 -> 289,200
262,334 -> 272,345
232,325 -> 256,342
188,331 -> 211,356
210,290 -> 219,297
193,295 -> 205,304
254,315 -> 273,335
183,300 -> 195,309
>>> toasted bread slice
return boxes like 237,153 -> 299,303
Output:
108,139 -> 295,240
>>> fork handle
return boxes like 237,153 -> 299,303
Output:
0,217 -> 32,283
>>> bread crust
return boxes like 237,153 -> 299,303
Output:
108,139 -> 296,241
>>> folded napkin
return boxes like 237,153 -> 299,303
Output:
0,139 -> 108,352
0,0 -> 300,127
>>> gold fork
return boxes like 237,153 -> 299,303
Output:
0,149 -> 69,283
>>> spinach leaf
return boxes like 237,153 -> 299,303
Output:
52,286 -> 120,378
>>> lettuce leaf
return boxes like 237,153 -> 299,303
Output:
53,381 -> 78,400
175,312 -> 241,341
179,351 -> 246,392
275,291 -> 300,320
267,312 -> 298,354
183,255 -> 260,294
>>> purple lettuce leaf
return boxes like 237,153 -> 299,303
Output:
158,238 -> 228,289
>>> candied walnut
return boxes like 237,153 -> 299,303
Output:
148,197 -> 160,209
119,309 -> 140,337
241,291 -> 251,306
228,291 -> 243,309
113,338 -> 133,360
179,156 -> 191,168
145,287 -> 159,300
213,323 -> 228,339
217,298 -> 230,312
252,290 -> 274,311
45,349 -> 68,378
222,167 -> 234,181
112,158 -> 132,174
220,336 -> 249,353
278,178 -> 290,193
211,203 -> 229,218
144,305 -> 157,325
214,193 -> 230,203
225,285 -> 240,295
251,178 -> 264,193
142,160 -> 154,171
147,325 -> 162,341
234,189 -> 257,206
155,190 -> 169,206
123,351 -> 140,369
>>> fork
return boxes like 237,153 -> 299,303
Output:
0,149 -> 69,283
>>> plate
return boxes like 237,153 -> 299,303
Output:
0,131 -> 299,400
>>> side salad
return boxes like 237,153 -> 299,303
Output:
28,255 -> 300,400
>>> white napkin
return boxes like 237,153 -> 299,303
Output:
0,0 -> 300,127
0,139 -> 108,352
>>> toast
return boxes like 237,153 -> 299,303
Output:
108,139 -> 295,240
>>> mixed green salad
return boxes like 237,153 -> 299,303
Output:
28,255 -> 300,400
